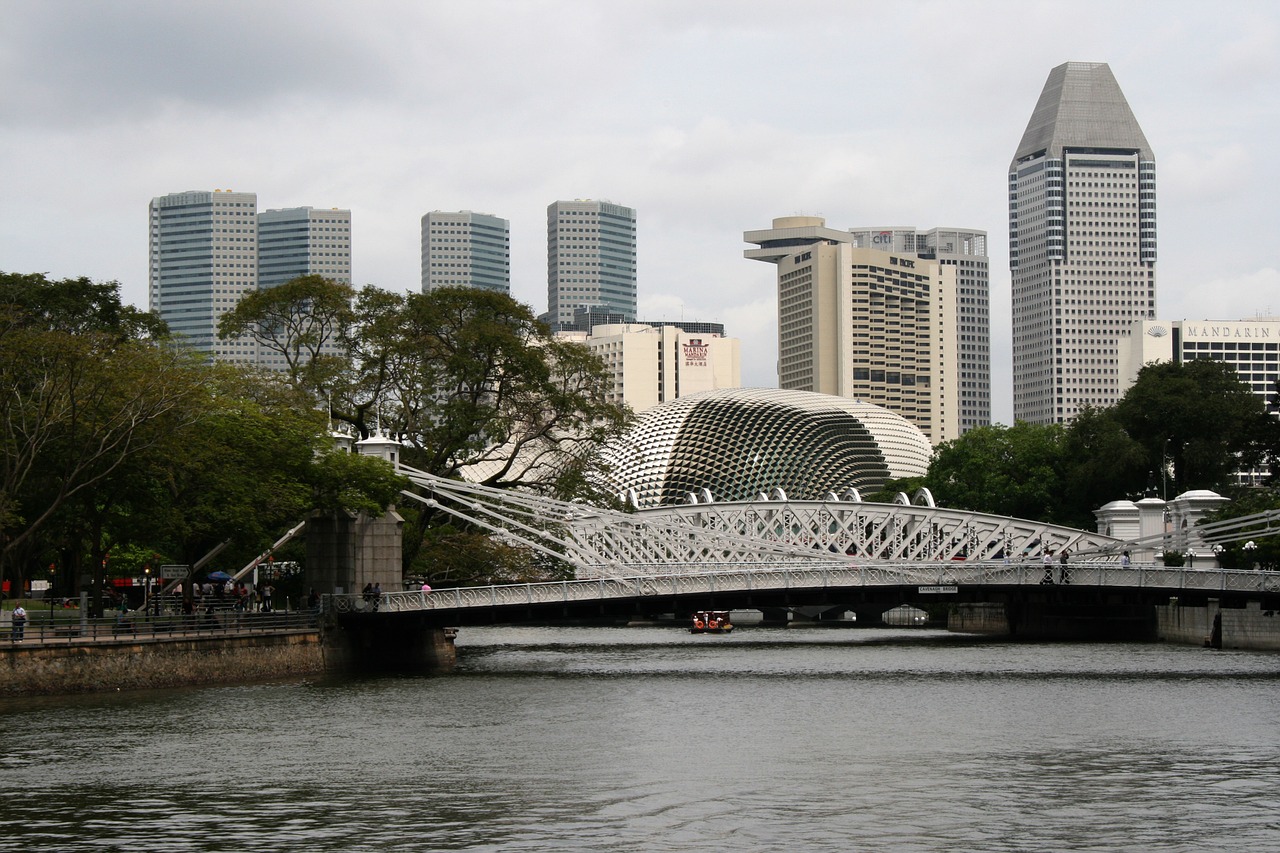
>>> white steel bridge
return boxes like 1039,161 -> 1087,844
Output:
321,464 -> 1280,617
396,464 -> 1127,580
327,560 -> 1280,618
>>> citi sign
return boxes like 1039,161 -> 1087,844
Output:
872,231 -> 894,245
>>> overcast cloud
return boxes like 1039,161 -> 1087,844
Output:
3,0 -> 1278,423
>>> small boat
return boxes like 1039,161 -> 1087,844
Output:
690,610 -> 733,634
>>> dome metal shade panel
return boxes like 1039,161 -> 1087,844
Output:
600,388 -> 931,508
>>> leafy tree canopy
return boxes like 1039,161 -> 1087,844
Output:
1114,359 -> 1278,495
0,271 -> 167,340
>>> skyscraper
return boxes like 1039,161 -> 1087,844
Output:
845,227 -> 991,433
546,200 -> 636,328
745,216 -> 961,445
148,189 -> 258,362
420,211 -> 510,294
258,206 -> 352,290
1009,61 -> 1156,424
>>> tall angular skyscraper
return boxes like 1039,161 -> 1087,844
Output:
546,200 -> 636,328
420,211 -> 510,294
1009,61 -> 1156,424
258,206 -> 352,290
148,189 -> 258,362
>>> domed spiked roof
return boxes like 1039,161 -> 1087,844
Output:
600,388 -> 932,508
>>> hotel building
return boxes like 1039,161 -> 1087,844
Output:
845,227 -> 991,433
745,216 -> 962,445
558,323 -> 741,413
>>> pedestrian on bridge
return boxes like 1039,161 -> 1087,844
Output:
1040,551 -> 1055,584
1060,549 -> 1072,585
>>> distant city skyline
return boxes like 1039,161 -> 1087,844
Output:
6,2 -> 1278,425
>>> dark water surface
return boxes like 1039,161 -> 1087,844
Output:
2,626 -> 1279,852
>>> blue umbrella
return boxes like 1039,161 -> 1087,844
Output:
207,571 -> 233,582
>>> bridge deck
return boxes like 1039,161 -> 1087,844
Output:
328,562 -> 1280,617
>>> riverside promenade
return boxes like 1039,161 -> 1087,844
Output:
2,607 -> 324,696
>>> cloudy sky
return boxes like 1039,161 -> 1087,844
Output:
3,0 -> 1278,423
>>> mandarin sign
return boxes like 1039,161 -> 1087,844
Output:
1183,325 -> 1274,340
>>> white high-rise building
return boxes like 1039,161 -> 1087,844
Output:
258,207 -> 352,290
558,323 -> 741,413
1009,61 -> 1156,424
148,189 -> 258,362
845,227 -> 991,433
546,200 -> 636,328
420,211 -> 510,294
745,216 -> 965,445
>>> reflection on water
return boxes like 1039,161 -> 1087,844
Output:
2,627 -> 1278,852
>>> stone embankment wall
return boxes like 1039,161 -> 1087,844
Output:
952,600 -> 1280,650
1156,600 -> 1280,650
1,631 -> 324,696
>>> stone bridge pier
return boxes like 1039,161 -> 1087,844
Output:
322,611 -> 457,674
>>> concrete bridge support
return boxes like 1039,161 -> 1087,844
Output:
306,509 -> 404,597
949,600 -> 1158,641
322,612 -> 457,674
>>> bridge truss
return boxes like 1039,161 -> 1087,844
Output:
398,464 -> 1123,579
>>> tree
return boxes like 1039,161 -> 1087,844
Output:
216,274 -> 355,392
333,287 -> 631,579
0,323 -> 204,596
1114,359 -> 1276,495
1058,406 -> 1149,527
0,271 -> 168,341
924,423 -> 1071,523
337,286 -> 630,491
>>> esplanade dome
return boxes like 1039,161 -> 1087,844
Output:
600,388 -> 932,508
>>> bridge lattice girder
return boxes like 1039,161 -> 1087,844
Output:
401,466 -> 1123,579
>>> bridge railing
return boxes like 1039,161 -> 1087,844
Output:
325,561 -> 1280,615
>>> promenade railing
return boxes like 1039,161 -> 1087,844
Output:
4,605 -> 320,647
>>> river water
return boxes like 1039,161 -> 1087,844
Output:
2,626 -> 1278,852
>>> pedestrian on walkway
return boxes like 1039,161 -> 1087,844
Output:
11,605 -> 27,641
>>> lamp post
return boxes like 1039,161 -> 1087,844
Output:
48,563 -> 55,635
144,566 -> 151,616
1212,544 -> 1224,567
1184,549 -> 1194,569
1244,541 -> 1258,570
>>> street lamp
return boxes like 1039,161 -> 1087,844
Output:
1244,541 -> 1258,570
1184,549 -> 1195,569
1212,544 -> 1224,567
144,566 -> 151,616
48,563 -> 55,633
